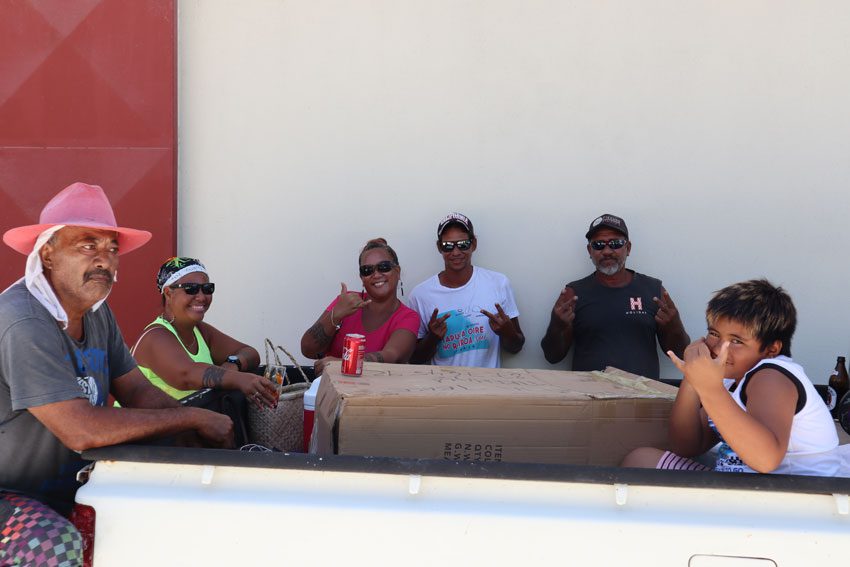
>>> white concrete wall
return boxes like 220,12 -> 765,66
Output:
177,1 -> 850,382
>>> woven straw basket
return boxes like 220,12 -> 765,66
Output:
247,339 -> 311,452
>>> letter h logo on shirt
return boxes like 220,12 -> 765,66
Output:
629,297 -> 643,311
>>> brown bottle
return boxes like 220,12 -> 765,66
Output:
827,356 -> 849,419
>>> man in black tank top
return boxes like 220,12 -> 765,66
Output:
540,213 -> 690,379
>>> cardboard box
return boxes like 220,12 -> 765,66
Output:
314,363 -> 678,467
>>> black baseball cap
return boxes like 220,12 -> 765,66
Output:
437,212 -> 475,238
585,213 -> 629,240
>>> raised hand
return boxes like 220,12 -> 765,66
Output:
653,289 -> 681,327
427,308 -> 451,339
667,338 -> 729,394
481,303 -> 516,338
551,287 -> 578,327
335,282 -> 372,319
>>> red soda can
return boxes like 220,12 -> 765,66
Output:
341,333 -> 365,376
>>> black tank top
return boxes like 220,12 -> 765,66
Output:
567,270 -> 663,379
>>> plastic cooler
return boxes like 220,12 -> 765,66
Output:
303,375 -> 322,452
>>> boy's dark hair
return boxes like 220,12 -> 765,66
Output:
706,279 -> 796,356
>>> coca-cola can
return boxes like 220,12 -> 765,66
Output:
341,333 -> 366,376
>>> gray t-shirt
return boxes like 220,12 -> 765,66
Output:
0,281 -> 136,514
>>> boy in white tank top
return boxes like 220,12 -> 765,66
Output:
622,279 -> 840,476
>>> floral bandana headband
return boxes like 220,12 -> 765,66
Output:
156,257 -> 208,293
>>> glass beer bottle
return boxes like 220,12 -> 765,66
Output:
827,356 -> 850,419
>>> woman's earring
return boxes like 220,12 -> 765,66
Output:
401,280 -> 405,296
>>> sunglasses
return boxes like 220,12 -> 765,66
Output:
359,260 -> 397,277
439,239 -> 473,253
170,282 -> 216,295
589,239 -> 627,251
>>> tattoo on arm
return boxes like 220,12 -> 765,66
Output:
307,321 -> 333,349
201,366 -> 226,389
365,352 -> 384,363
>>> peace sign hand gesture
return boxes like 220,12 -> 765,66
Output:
427,308 -> 451,339
551,287 -> 578,327
653,289 -> 681,328
481,303 -> 517,339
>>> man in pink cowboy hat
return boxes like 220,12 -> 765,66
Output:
0,182 -> 233,567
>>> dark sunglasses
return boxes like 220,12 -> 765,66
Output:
170,282 -> 216,295
590,239 -> 627,251
439,239 -> 473,253
359,260 -> 397,277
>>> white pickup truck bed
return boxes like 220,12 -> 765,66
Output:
77,445 -> 850,566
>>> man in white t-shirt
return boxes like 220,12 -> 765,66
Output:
408,212 -> 524,368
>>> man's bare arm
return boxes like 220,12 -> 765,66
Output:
30,370 -> 234,451
111,367 -> 181,409
29,400 -> 233,451
654,288 -> 690,357
541,287 -> 577,363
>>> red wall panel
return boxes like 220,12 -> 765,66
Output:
0,0 -> 176,344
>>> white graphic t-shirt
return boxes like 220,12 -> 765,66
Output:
407,267 -> 519,368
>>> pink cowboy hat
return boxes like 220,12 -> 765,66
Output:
2,182 -> 152,255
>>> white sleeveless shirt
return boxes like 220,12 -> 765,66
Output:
712,356 -> 840,476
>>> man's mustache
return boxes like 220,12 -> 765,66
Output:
84,268 -> 114,283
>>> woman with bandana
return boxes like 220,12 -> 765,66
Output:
131,257 -> 278,408
300,238 -> 420,376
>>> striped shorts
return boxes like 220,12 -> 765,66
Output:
0,492 -> 82,567
656,450 -> 712,471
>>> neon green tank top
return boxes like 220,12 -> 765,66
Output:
134,316 -> 214,400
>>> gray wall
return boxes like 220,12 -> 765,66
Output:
178,1 -> 850,381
